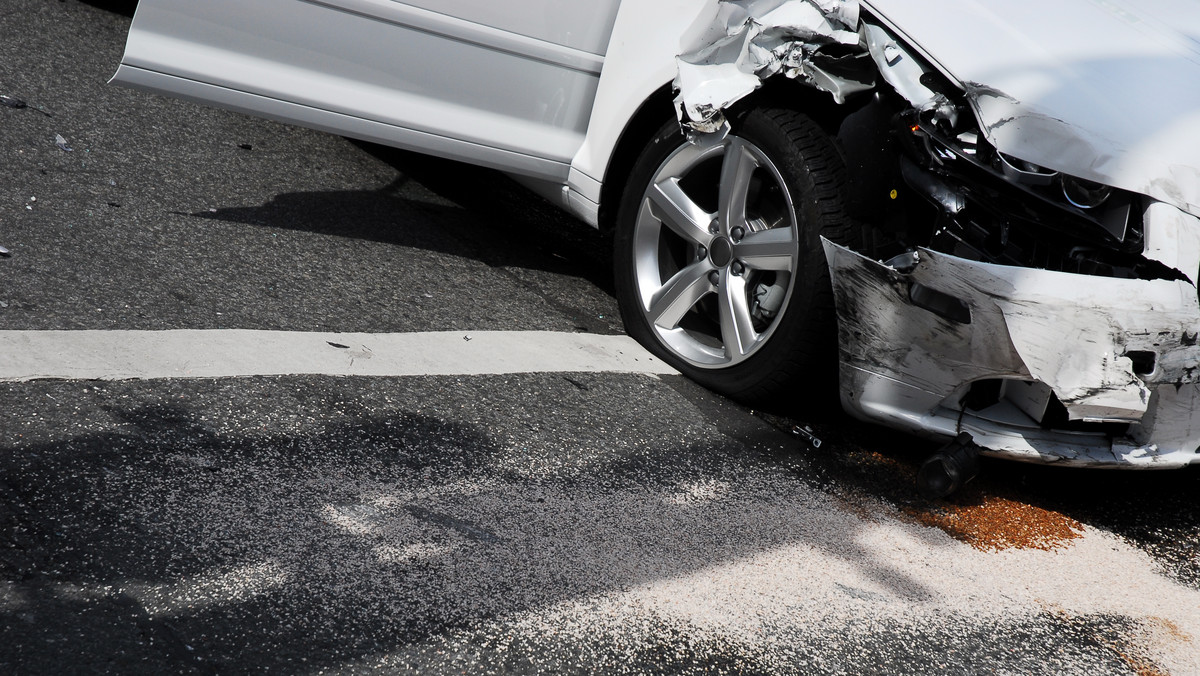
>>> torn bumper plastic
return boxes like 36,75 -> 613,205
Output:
823,202 -> 1200,468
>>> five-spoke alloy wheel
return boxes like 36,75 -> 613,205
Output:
615,108 -> 856,405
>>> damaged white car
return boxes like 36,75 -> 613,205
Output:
113,0 -> 1200,479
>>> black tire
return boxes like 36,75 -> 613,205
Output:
613,107 -> 859,409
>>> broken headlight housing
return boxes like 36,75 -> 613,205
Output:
893,105 -> 1184,282
1060,175 -> 1112,210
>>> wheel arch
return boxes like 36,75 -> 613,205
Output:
596,82 -> 676,233
596,77 -> 860,233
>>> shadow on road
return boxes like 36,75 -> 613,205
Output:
184,146 -> 616,298
1,375 -> 950,672
78,0 -> 137,17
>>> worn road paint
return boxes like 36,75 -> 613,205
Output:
0,330 -> 677,381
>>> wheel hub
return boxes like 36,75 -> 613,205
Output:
708,237 -> 733,268
630,133 -> 800,368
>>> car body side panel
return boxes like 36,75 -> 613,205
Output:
114,0 -> 618,181
566,0 -> 710,213
112,64 -> 569,181
396,0 -> 621,55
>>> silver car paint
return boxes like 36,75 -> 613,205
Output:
114,0 -> 620,181
394,0 -> 621,55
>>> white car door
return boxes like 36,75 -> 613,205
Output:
112,0 -> 621,182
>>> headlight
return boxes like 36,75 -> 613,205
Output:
996,151 -> 1058,186
1061,176 -> 1112,209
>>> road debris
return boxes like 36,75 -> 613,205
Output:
54,133 -> 72,152
2,93 -> 51,116
0,245 -> 10,257
916,432 -> 981,500
790,425 -> 823,449
908,493 -> 1085,552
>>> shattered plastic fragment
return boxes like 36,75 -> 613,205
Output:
674,0 -> 869,134
0,95 -> 27,109
862,22 -> 938,109
0,245 -> 10,257
54,134 -> 72,152
791,425 -> 823,448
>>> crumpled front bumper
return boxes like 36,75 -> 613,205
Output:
824,202 -> 1200,468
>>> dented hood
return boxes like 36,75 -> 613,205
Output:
866,0 -> 1200,217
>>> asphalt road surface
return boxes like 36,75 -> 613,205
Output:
3,2 -> 1200,674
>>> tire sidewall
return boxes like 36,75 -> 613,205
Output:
613,110 -> 848,406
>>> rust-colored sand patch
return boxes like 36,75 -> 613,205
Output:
908,494 -> 1084,552
862,449 -> 913,471
1147,616 -> 1193,644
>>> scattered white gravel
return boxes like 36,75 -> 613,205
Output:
6,374 -> 1198,673
103,457 -> 1200,673
122,561 -> 290,619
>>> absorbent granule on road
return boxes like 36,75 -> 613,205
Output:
3,374 -> 1199,674
327,478 -> 1196,675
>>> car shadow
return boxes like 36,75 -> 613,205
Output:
183,144 -> 615,298
78,0 -> 137,17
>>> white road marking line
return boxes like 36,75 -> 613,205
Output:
0,330 -> 678,381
